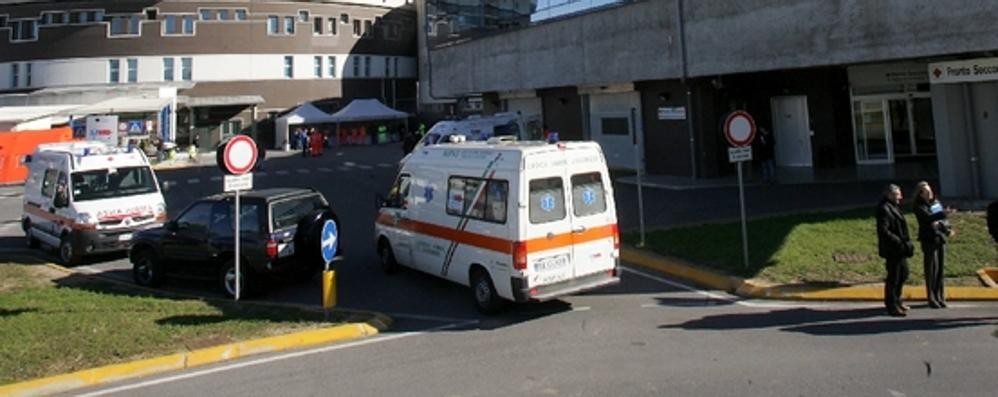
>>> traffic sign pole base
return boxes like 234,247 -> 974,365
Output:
322,270 -> 336,309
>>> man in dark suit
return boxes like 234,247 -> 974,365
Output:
987,200 -> 998,244
876,184 -> 915,317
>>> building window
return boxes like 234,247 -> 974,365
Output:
384,57 -> 390,77
163,58 -> 174,81
284,56 -> 294,78
199,9 -> 213,21
0,15 -> 8,28
10,64 -> 18,88
298,10 -> 310,23
267,16 -> 278,34
314,56 -> 322,78
108,59 -> 119,83
284,16 -> 295,34
181,57 -> 192,81
364,56 -> 371,77
25,63 -> 31,87
363,20 -> 372,38
182,15 -> 195,34
352,20 -> 360,36
328,18 -> 337,35
110,15 -> 140,36
394,57 -> 399,77
340,14 -> 349,24
41,12 -> 67,26
163,15 -> 177,34
352,57 -> 360,77
313,17 -> 323,35
328,56 -> 336,78
11,19 -> 38,41
126,58 -> 138,83
218,10 -> 230,21
235,10 -> 247,21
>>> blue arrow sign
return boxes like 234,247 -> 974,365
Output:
320,219 -> 338,264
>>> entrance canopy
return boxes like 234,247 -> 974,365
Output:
275,102 -> 337,149
327,99 -> 408,123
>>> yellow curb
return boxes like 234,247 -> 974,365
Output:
0,323 -> 379,397
623,246 -> 998,301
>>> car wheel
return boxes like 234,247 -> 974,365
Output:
23,220 -> 39,249
471,268 -> 505,315
59,235 -> 80,266
219,260 -> 251,298
132,249 -> 163,287
378,240 -> 399,274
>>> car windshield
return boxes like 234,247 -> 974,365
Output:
271,194 -> 327,231
71,166 -> 158,202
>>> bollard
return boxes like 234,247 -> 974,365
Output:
322,270 -> 336,309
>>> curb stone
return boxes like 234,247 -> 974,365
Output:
621,247 -> 998,301
0,255 -> 391,397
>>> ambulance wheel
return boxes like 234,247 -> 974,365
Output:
59,235 -> 80,266
378,239 -> 399,274
132,248 -> 164,287
23,220 -> 39,249
471,268 -> 505,315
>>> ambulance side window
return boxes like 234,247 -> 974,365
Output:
386,174 -> 411,208
41,169 -> 59,198
571,172 -> 607,217
446,176 -> 508,224
529,177 -> 566,224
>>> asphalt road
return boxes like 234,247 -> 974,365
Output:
3,144 -> 998,396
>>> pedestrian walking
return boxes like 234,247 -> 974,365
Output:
755,127 -> 776,184
913,181 -> 952,309
876,183 -> 915,317
301,128 -> 310,157
291,129 -> 301,150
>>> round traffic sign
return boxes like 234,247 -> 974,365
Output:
218,135 -> 258,175
723,111 -> 757,147
320,219 -> 338,263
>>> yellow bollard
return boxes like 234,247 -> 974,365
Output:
322,270 -> 336,309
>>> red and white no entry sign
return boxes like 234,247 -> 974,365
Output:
218,135 -> 258,175
724,111 -> 757,147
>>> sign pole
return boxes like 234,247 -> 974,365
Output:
631,108 -> 646,247
234,189 -> 240,301
737,162 -> 749,269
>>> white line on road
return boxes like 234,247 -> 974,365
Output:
78,320 -> 478,397
318,167 -> 333,172
276,170 -> 289,175
209,176 -> 222,182
186,178 -> 199,184
343,161 -> 356,167
296,169 -> 310,174
256,172 -> 268,177
357,165 -> 373,170
377,163 -> 393,168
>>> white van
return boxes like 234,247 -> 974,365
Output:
376,139 -> 620,313
21,141 -> 168,265
402,113 -> 541,162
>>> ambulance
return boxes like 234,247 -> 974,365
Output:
21,141 -> 168,265
401,112 -> 540,165
376,139 -> 620,313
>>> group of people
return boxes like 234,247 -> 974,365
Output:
292,127 -> 326,157
875,182 -> 998,317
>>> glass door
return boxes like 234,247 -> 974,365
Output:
853,100 -> 892,163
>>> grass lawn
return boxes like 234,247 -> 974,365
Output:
626,208 -> 997,285
0,262 -> 336,385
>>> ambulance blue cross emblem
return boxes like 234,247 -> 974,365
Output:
582,188 -> 596,206
540,194 -> 556,212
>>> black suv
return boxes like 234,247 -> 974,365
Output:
129,188 -> 340,297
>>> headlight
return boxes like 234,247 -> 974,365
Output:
75,213 -> 95,225
156,203 -> 166,215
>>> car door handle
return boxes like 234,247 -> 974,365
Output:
572,226 -> 587,234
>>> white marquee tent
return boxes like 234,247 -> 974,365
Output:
327,98 -> 408,123
275,102 -> 336,149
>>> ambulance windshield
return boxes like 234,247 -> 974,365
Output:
71,166 -> 158,202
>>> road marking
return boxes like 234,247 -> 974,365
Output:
256,172 -> 268,177
572,306 -> 591,312
318,167 -> 333,172
77,320 -> 477,397
357,165 -> 373,170
296,169 -> 310,174
377,163 -> 393,168
276,170 -> 289,175
186,178 -> 199,184
209,176 -> 222,182
343,161 -> 356,167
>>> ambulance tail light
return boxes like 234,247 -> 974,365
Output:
513,242 -> 527,270
611,224 -> 620,250
266,239 -> 279,259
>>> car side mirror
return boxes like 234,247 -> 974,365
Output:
164,220 -> 178,231
22,154 -> 32,164
160,180 -> 171,193
54,190 -> 69,208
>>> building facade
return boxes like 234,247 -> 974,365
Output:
424,0 -> 998,199
0,0 -> 417,149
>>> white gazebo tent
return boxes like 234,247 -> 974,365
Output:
275,102 -> 336,150
327,99 -> 409,144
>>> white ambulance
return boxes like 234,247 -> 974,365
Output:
21,141 -> 168,265
376,139 -> 620,313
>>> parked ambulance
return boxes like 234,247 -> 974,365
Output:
21,141 -> 168,265
401,112 -> 540,164
376,138 -> 620,313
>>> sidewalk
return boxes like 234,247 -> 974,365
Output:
622,247 -> 998,301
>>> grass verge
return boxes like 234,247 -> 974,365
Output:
0,262 -> 338,385
625,208 -> 996,285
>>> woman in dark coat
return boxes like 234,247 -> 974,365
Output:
913,181 -> 952,309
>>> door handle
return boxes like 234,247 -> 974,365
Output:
572,226 -> 587,234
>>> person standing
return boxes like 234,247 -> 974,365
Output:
913,181 -> 951,309
755,127 -> 776,184
988,200 -> 998,244
876,184 -> 915,317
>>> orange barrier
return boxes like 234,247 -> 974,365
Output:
0,127 -> 74,184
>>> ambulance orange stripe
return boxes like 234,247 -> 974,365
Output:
377,213 -> 616,255
23,204 -> 96,231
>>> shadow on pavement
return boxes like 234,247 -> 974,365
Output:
784,316 -> 998,336
647,296 -> 736,308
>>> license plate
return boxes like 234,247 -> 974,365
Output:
278,242 -> 295,258
534,255 -> 569,272
117,233 -> 132,242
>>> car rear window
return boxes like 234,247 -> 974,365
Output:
529,177 -> 565,224
571,172 -> 607,217
270,194 -> 326,231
